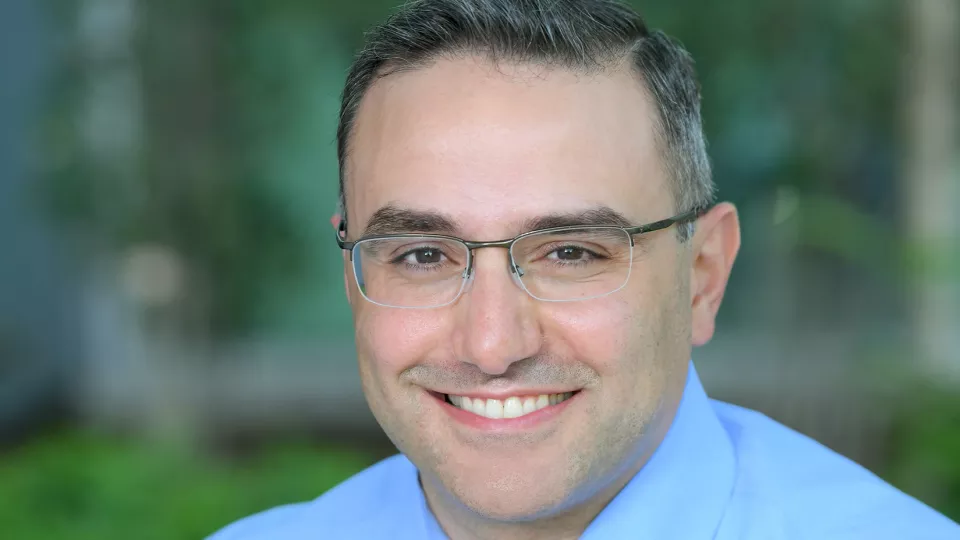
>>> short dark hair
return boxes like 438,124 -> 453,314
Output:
337,0 -> 714,239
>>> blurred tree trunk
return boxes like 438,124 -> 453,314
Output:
75,0 -> 208,444
904,0 -> 960,383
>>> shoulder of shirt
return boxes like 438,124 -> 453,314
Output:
710,399 -> 960,538
206,454 -> 418,540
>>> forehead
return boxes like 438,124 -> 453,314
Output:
346,57 -> 670,236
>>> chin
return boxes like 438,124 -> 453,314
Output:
447,468 -> 572,522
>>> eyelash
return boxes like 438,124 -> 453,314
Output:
532,243 -> 606,261
390,248 -> 451,271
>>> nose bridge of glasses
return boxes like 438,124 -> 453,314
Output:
461,249 -> 530,305
462,238 -> 521,276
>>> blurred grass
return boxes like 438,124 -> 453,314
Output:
884,387 -> 960,524
0,431 -> 375,540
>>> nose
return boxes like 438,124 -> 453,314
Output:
452,248 -> 542,375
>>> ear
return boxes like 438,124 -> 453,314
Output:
332,213 -> 354,303
689,202 -> 740,347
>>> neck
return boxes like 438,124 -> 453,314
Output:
422,476 -> 620,540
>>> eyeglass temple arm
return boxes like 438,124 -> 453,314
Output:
336,220 -> 354,251
623,204 -> 712,235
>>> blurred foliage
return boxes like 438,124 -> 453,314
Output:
884,387 -> 960,523
794,193 -> 960,280
0,431 -> 375,540
40,0 -> 356,338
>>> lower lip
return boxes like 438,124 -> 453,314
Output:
432,392 -> 580,432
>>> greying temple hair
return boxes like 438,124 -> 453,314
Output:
337,0 -> 715,240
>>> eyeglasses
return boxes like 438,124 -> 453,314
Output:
336,206 -> 709,309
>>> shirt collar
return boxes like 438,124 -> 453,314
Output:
416,361 -> 736,539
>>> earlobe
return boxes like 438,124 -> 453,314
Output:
690,203 -> 741,346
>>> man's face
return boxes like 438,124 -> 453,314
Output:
343,58 -> 694,520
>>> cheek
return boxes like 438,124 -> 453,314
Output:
353,305 -> 453,452
545,290 -> 661,372
542,275 -> 675,414
546,301 -> 634,369
354,305 -> 450,387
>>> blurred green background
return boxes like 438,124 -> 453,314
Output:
1,0 -> 958,538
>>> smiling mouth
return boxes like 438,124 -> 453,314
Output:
443,392 -> 578,420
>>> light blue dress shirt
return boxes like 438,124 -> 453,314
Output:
210,363 -> 960,539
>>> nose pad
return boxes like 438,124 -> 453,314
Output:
460,265 -> 474,293
461,249 -> 528,298
509,263 -> 526,292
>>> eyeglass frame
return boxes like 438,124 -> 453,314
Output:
335,204 -> 713,307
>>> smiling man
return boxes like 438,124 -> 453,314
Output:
210,1 -> 960,539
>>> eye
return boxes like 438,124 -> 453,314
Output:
402,247 -> 445,265
549,245 -> 592,262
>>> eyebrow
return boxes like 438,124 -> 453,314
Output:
362,205 -> 462,236
360,204 -> 637,238
521,207 -> 635,231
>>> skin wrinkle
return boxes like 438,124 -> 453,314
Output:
343,52 -> 738,540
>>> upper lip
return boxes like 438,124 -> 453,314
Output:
428,388 -> 581,400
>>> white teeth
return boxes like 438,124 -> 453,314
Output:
486,399 -> 504,419
522,397 -> 537,415
503,397 -> 523,419
447,392 -> 576,419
